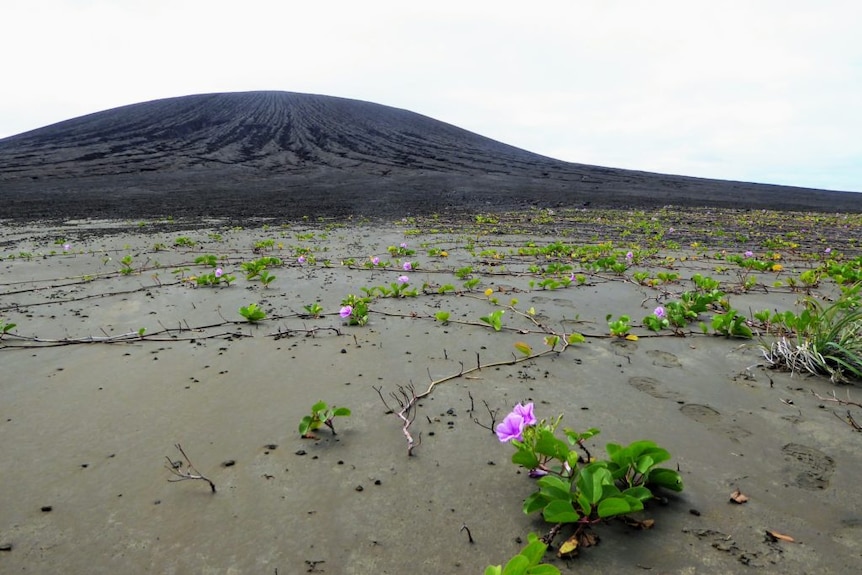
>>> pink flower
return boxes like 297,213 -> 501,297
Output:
62,243 -> 71,252
339,305 -> 352,319
496,412 -> 525,442
297,256 -> 306,264
654,306 -> 666,319
626,251 -> 633,260
744,251 -> 754,258
400,242 -> 407,249
215,268 -> 223,278
825,247 -> 832,255
398,275 -> 409,284
513,402 -> 537,426
403,261 -> 412,271
372,256 -> 380,265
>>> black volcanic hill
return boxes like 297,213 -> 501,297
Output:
0,91 -> 858,220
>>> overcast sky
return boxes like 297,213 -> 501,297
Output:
2,0 -> 860,192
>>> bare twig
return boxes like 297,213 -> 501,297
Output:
165,443 -> 216,493
374,385 -> 422,456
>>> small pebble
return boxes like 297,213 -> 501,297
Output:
0,543 -> 12,552
355,485 -> 364,492
41,506 -> 52,512
221,460 -> 236,467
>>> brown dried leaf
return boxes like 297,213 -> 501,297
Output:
765,529 -> 795,543
729,489 -> 749,504
623,516 -> 655,530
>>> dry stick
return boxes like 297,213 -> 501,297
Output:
373,385 -> 421,455
812,389 -> 862,409
165,443 -> 216,493
377,345 -> 566,454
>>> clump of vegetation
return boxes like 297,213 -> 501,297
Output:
762,285 -> 862,382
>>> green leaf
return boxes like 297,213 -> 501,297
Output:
648,468 -> 684,491
298,415 -> 312,436
519,539 -> 548,566
502,554 -> 529,575
597,496 -> 637,518
332,407 -> 351,417
523,492 -> 549,515
526,566 -> 561,575
623,485 -> 655,502
567,332 -> 585,344
536,475 -> 572,501
485,567 -> 503,575
534,428 -> 570,460
577,464 -> 612,504
635,455 -> 655,475
542,499 -> 581,523
512,447 -> 540,471
311,400 -> 327,413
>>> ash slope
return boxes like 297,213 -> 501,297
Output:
0,91 -> 858,219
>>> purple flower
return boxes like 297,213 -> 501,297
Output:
398,275 -> 409,284
372,256 -> 380,265
513,402 -> 537,426
569,272 -> 576,282
215,268 -> 223,278
403,261 -> 412,271
668,227 -> 675,234
626,251 -> 633,261
654,306 -> 666,319
528,468 -> 549,478
496,412 -> 526,442
400,242 -> 408,249
825,247 -> 832,255
339,305 -> 352,319
297,255 -> 306,264
744,251 -> 754,258
62,243 -> 71,252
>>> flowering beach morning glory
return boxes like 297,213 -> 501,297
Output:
339,305 -> 352,318
297,255 -> 306,264
215,268 -> 223,278
654,306 -> 666,319
62,243 -> 71,252
372,256 -> 380,265
398,275 -> 409,284
403,261 -> 412,271
400,242 -> 407,249
512,402 -> 537,426
495,412 -> 525,442
744,251 -> 754,258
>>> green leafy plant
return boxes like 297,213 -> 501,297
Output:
303,302 -> 324,318
480,309 -> 505,331
259,270 -> 276,287
340,295 -> 370,326
500,403 -> 682,560
434,311 -> 450,324
711,308 -> 753,338
762,285 -> 862,382
606,314 -> 632,338
298,400 -> 351,437
119,254 -> 135,275
484,534 -> 559,575
239,303 -> 266,323
0,319 -> 16,339
174,236 -> 196,247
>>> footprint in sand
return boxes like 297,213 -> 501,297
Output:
680,403 -> 721,423
680,403 -> 752,443
646,349 -> 682,368
627,376 -> 683,401
782,443 -> 835,490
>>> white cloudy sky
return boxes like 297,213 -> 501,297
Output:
2,0 -> 860,192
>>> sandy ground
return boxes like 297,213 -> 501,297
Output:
1,214 -> 861,574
